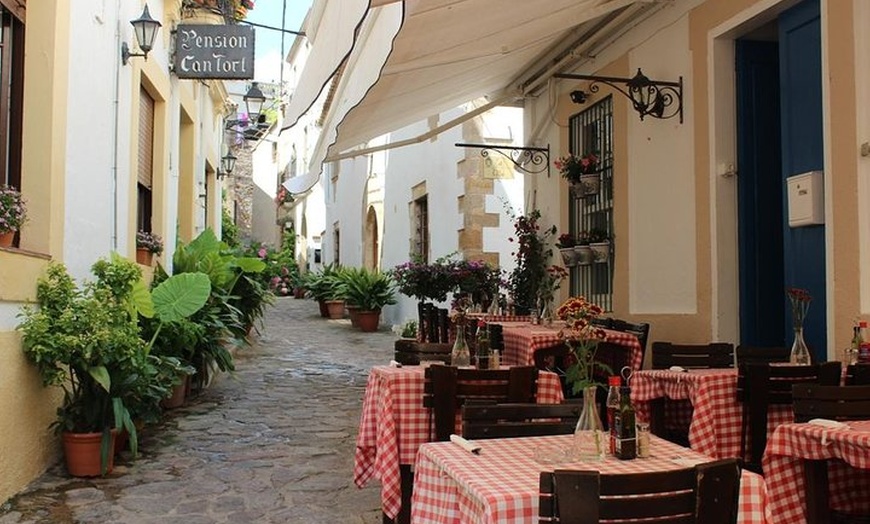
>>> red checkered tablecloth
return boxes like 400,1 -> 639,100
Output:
501,324 -> 643,370
467,313 -> 534,324
411,433 -> 771,524
354,365 -> 564,519
762,420 -> 870,523
631,369 -> 793,459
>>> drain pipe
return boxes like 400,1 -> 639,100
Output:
110,2 -> 123,251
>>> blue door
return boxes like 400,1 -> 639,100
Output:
736,40 -> 784,347
779,0 -> 826,360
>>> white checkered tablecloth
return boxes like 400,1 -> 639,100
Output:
763,420 -> 870,523
501,324 -> 643,370
354,365 -> 564,520
411,433 -> 771,524
631,369 -> 793,460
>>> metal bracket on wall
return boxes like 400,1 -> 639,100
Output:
455,143 -> 551,177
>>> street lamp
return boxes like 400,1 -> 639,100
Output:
217,151 -> 237,180
225,83 -> 268,130
121,4 -> 162,65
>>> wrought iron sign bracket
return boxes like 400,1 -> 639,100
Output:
555,69 -> 683,123
455,143 -> 551,177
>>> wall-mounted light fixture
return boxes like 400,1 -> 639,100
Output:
225,82 -> 267,130
217,151 -> 237,180
121,4 -> 162,65
555,68 -> 683,123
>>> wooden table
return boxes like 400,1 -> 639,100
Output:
354,365 -> 564,521
411,433 -> 771,523
763,420 -> 870,523
500,323 -> 643,369
631,368 -> 793,459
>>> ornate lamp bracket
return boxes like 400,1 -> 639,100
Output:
555,69 -> 683,123
455,143 -> 551,177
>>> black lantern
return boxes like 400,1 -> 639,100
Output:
218,151 -> 237,180
243,82 -> 266,122
121,4 -> 162,65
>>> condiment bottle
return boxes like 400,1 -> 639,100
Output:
860,321 -> 870,364
476,322 -> 490,369
614,386 -> 637,460
605,376 -> 621,454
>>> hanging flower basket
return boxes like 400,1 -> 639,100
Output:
590,241 -> 611,263
560,247 -> 579,267
575,245 -> 594,266
579,173 -> 601,196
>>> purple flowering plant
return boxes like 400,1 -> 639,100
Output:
0,185 -> 26,234
136,230 -> 164,255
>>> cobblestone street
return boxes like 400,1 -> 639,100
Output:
0,297 -> 388,524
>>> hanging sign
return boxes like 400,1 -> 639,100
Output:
175,24 -> 255,79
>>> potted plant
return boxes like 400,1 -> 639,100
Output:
0,184 -> 26,248
343,268 -> 397,332
506,208 -> 556,315
575,230 -> 594,266
555,152 -> 600,197
556,233 -> 579,267
136,230 -> 164,266
452,258 -> 501,311
588,228 -> 611,263
18,262 -> 145,476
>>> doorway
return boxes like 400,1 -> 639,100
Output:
734,0 -> 826,360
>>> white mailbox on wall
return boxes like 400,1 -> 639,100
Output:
787,171 -> 824,227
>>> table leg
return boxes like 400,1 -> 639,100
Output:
382,464 -> 414,524
804,459 -> 831,524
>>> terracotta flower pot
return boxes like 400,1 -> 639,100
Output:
63,431 -> 116,477
0,230 -> 14,247
346,305 -> 361,327
356,310 -> 381,332
136,248 -> 153,265
161,375 -> 189,409
318,300 -> 329,317
325,300 -> 345,319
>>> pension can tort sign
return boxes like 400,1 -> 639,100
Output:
175,24 -> 255,79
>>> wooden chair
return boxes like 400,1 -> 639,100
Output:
422,365 -> 538,441
609,318 -> 651,365
735,345 -> 792,366
651,341 -> 735,369
845,363 -> 870,385
736,361 -> 841,474
461,402 -> 581,440
538,459 -> 741,524
393,341 -> 451,365
792,384 -> 870,524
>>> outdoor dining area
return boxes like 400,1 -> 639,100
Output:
354,252 -> 870,523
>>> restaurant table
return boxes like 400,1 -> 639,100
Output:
631,368 -> 794,459
411,433 -> 771,524
354,365 -> 564,520
466,313 -> 534,324
763,420 -> 870,523
500,323 -> 643,370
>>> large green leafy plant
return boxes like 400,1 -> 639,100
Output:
170,229 -> 266,386
507,209 -> 556,315
342,267 -> 397,312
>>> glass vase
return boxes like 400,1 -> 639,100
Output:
572,385 -> 606,460
790,326 -> 811,365
451,321 -> 471,367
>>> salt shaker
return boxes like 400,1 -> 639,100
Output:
636,422 -> 650,458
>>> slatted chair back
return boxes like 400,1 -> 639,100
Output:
393,341 -> 452,366
422,365 -> 538,441
792,382 -> 870,524
846,363 -> 870,385
735,345 -> 792,366
538,459 -> 741,524
487,323 -> 504,351
610,319 -> 651,363
590,317 -> 615,329
736,361 -> 841,473
461,402 -> 581,440
792,384 -> 870,422
651,342 -> 735,369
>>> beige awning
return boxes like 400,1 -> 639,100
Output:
283,0 -> 652,194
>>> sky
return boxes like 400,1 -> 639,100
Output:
246,0 -> 313,84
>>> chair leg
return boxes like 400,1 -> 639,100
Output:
804,459 -> 831,524
649,398 -> 665,437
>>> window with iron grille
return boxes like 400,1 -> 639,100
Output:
569,96 -> 614,311
413,195 -> 429,263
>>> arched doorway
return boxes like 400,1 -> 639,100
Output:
364,206 -> 379,271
